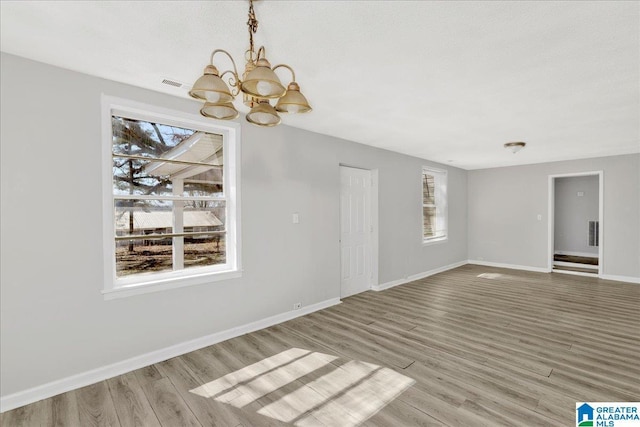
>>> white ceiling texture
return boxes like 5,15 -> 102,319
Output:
1,1 -> 638,169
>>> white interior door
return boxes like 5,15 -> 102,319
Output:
340,166 -> 372,298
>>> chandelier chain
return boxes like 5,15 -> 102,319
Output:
247,0 -> 259,54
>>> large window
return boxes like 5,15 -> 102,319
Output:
102,97 -> 240,298
422,167 -> 447,242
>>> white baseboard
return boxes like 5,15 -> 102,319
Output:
372,260 -> 467,292
372,277 -> 408,292
552,269 -> 598,278
468,260 -> 638,284
553,261 -> 598,270
554,250 -> 599,258
467,260 -> 551,273
599,274 -> 640,284
0,297 -> 341,413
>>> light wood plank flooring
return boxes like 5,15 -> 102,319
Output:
2,265 -> 639,426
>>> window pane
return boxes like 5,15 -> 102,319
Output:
113,116 -> 195,157
423,173 -> 435,205
115,199 -> 227,277
115,199 -> 173,237
115,200 -> 226,236
180,201 -> 226,231
113,157 -> 170,197
184,234 -> 226,269
423,207 -> 436,238
112,116 -> 224,197
116,237 -> 173,277
115,234 -> 227,277
183,168 -> 224,197
113,157 -> 223,197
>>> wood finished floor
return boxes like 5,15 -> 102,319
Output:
2,265 -> 639,426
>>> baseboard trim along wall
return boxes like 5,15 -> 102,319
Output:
469,260 -> 640,284
0,297 -> 341,413
600,274 -> 640,284
552,269 -> 599,278
372,260 -> 468,292
467,259 -> 551,273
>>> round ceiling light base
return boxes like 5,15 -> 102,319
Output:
504,142 -> 526,153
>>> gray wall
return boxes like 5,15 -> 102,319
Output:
468,154 -> 640,277
554,175 -> 599,255
0,53 -> 467,397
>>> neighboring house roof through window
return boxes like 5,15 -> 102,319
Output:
115,211 -> 222,231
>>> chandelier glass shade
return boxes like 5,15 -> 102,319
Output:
189,0 -> 311,127
241,58 -> 287,99
189,65 -> 234,104
246,100 -> 282,127
200,102 -> 239,120
276,82 -> 312,113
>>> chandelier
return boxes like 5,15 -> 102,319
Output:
188,0 -> 312,127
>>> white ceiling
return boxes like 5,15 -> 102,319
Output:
1,1 -> 638,169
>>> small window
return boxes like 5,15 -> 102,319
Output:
422,167 -> 447,242
102,97 -> 241,298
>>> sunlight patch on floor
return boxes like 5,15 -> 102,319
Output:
190,348 -> 415,427
216,351 -> 338,408
477,272 -> 504,279
190,347 -> 313,398
257,360 -> 378,423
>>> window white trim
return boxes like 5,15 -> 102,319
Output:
422,235 -> 448,246
422,166 -> 448,244
101,95 -> 241,299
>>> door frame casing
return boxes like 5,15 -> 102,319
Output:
338,165 -> 379,298
547,171 -> 604,275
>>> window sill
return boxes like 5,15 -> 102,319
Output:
423,236 -> 448,246
102,269 -> 242,300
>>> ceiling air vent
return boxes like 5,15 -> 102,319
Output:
161,78 -> 186,88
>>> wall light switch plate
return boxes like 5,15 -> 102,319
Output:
577,191 -> 585,197
292,213 -> 300,224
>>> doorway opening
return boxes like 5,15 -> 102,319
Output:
548,171 -> 603,276
339,166 -> 378,298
